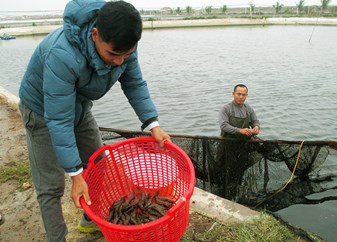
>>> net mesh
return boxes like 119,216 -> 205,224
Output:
99,127 -> 337,212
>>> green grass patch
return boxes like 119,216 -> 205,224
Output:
0,160 -> 31,189
181,211 -> 306,242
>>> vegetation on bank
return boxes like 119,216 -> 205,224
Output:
181,211 -> 323,242
0,160 -> 31,190
141,1 -> 337,20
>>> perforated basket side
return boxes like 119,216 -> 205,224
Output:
80,137 -> 196,242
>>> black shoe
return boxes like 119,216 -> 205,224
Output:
0,214 -> 5,225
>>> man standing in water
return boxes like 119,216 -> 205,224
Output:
219,84 -> 260,138
215,84 -> 260,198
18,0 -> 170,241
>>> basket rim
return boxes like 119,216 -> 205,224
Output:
80,136 -> 196,231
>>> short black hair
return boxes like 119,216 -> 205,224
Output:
234,84 -> 248,92
96,1 -> 142,52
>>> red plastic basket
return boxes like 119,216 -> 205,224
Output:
80,137 -> 196,242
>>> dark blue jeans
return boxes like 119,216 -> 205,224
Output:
19,102 -> 102,242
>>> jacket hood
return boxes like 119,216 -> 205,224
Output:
63,0 -> 106,47
63,0 -> 111,75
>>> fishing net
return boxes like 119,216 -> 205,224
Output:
99,127 -> 337,212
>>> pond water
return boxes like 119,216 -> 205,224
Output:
1,25 -> 337,241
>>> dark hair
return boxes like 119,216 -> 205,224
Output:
96,1 -> 142,52
234,84 -> 248,92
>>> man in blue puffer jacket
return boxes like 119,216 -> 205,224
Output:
18,0 -> 170,241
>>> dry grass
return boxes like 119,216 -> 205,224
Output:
181,211 -> 322,242
0,160 -> 31,190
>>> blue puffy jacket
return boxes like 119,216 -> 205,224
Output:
19,0 -> 158,173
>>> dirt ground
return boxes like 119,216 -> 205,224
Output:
0,101 -> 214,242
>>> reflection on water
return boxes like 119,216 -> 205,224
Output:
1,25 -> 337,240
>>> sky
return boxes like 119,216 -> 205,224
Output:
0,0 -> 336,11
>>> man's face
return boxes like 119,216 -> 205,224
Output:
232,86 -> 248,106
92,28 -> 136,66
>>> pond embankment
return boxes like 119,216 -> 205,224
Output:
1,17 -> 337,37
